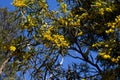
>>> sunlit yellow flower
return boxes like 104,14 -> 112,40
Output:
103,54 -> 111,59
42,26 -> 69,48
78,32 -> 83,36
61,3 -> 67,9
13,0 -> 27,7
105,44 -> 108,47
92,44 -> 96,47
99,8 -> 104,15
109,28 -> 114,33
30,0 -> 34,4
106,8 -> 112,12
10,46 -> 16,51
111,58 -> 117,63
13,0 -> 34,7
117,56 -> 120,59
82,78 -> 86,80
115,15 -> 120,23
95,2 -> 101,7
61,3 -> 67,13
106,28 -> 114,34
99,52 -> 105,56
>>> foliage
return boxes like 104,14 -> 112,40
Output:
0,0 -> 120,79
0,8 -> 22,79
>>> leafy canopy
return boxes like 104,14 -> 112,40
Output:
0,0 -> 120,79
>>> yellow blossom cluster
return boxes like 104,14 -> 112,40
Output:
92,39 -> 116,48
92,41 -> 104,47
115,15 -> 120,23
106,15 -> 120,34
93,1 -> 113,15
61,3 -> 67,13
13,0 -> 34,7
43,26 -> 53,41
9,46 -> 16,52
95,40 -> 119,63
58,11 -> 88,27
99,51 -> 120,63
27,15 -> 37,26
77,32 -> 83,36
41,26 -> 69,48
106,22 -> 116,34
115,15 -> 120,27
23,15 -> 37,28
38,1 -> 48,10
58,15 -> 81,27
99,7 -> 112,15
99,8 -> 104,15
92,39 -> 119,63
52,34 -> 69,47
111,56 -> 120,63
95,1 -> 102,7
82,78 -> 86,80
99,52 -> 111,59
106,7 -> 112,12
13,0 -> 27,7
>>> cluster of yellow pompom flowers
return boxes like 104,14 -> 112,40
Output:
106,22 -> 116,34
99,52 -> 120,63
52,34 -> 69,47
115,15 -> 120,27
92,38 -> 120,63
58,11 -> 88,27
13,0 -> 34,7
22,15 -> 37,29
105,15 -> 120,34
41,26 -> 69,48
99,52 -> 111,59
93,0 -> 113,15
9,46 -> 16,52
61,3 -> 67,13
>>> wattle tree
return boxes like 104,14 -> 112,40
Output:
0,0 -> 120,79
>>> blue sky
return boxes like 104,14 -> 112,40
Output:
0,0 -> 15,10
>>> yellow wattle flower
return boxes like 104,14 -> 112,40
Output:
13,0 -> 27,7
61,3 -> 67,9
95,2 -> 101,7
82,78 -> 86,80
103,54 -> 111,59
30,0 -> 34,4
106,8 -> 112,12
61,3 -> 67,13
111,58 -> 117,63
99,8 -> 104,15
78,32 -> 83,36
10,46 -> 16,51
105,44 -> 108,47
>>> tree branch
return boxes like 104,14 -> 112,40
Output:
0,57 -> 11,75
69,43 -> 102,74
